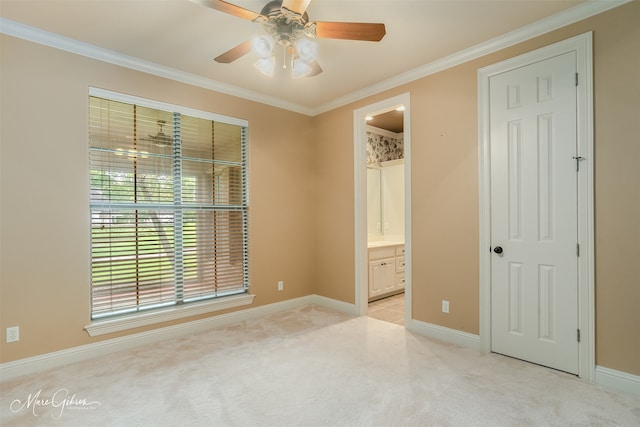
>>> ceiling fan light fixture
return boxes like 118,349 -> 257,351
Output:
295,37 -> 318,63
292,60 -> 312,78
254,56 -> 275,76
151,133 -> 172,147
252,34 -> 275,58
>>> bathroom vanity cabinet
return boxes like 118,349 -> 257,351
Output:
368,243 -> 405,301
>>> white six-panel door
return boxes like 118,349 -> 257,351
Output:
490,52 -> 579,374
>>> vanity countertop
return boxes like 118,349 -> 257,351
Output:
367,241 -> 404,248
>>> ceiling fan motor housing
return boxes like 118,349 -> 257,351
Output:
259,0 -> 315,45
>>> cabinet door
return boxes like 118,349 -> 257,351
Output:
369,258 -> 396,297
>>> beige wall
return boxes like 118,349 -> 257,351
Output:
1,2 -> 638,377
0,35 -> 315,362
314,1 -> 640,375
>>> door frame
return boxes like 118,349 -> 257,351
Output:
478,32 -> 594,381
354,93 -> 412,323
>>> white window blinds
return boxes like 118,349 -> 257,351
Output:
89,92 -> 249,319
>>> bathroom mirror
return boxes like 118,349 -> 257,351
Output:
366,105 -> 404,240
367,166 -> 382,236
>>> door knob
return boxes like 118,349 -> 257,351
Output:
493,246 -> 503,254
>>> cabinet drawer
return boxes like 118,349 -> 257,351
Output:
369,246 -> 396,260
396,274 -> 405,289
396,256 -> 405,273
395,246 -> 405,256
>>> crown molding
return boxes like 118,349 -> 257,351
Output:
311,0 -> 632,115
0,0 -> 631,117
0,17 -> 315,116
366,125 -> 403,140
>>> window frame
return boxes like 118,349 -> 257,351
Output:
85,87 -> 253,336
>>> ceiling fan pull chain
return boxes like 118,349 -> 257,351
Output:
282,44 -> 287,70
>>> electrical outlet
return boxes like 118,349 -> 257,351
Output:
442,300 -> 450,314
277,280 -> 284,291
6,326 -> 19,343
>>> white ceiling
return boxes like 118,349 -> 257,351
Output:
1,0 -> 621,115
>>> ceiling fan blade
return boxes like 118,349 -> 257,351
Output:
307,60 -> 323,77
281,0 -> 311,15
315,22 -> 386,42
190,0 -> 262,21
214,40 -> 252,63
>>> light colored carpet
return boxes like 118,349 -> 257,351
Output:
1,305 -> 639,426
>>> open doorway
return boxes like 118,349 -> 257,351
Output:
353,93 -> 411,326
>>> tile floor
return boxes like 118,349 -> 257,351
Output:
367,292 -> 405,326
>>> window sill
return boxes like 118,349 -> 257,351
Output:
84,293 -> 256,337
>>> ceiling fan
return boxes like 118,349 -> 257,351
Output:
192,0 -> 386,78
140,120 -> 173,147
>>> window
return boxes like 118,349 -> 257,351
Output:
88,90 -> 249,320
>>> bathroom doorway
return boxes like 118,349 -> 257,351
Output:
353,93 -> 411,326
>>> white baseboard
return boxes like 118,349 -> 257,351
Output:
309,294 -> 357,315
408,319 -> 481,350
1,294 -> 340,383
407,322 -> 639,396
595,365 -> 640,396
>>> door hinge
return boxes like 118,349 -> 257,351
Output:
576,243 -> 580,257
577,329 -> 581,342
575,72 -> 579,86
